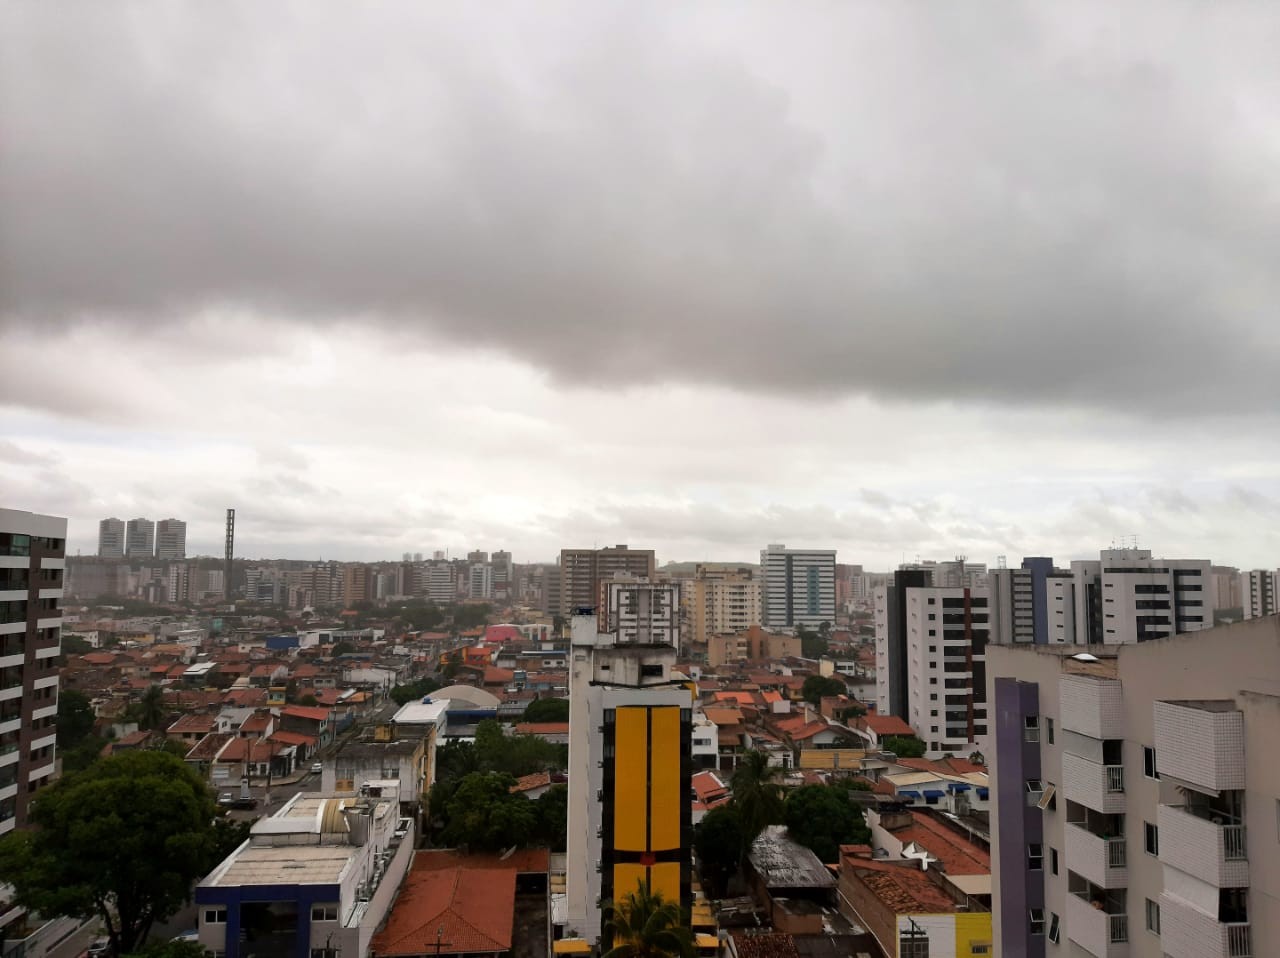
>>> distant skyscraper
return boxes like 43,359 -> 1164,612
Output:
759,544 -> 836,631
0,508 -> 66,833
97,517 -> 125,558
566,585 -> 690,946
155,518 -> 187,559
874,567 -> 932,720
1240,568 -> 1278,619
685,563 -> 761,647
125,518 -> 155,558
558,545 -> 656,617
469,563 -> 494,600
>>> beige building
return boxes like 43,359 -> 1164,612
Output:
558,544 -> 655,617
685,563 -> 761,648
707,624 -> 800,667
988,615 -> 1280,958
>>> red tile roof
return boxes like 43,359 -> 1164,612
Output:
513,722 -> 569,736
888,811 -> 990,876
270,730 -> 317,748
280,705 -> 331,722
372,867 -> 516,956
861,714 -> 915,737
509,772 -> 552,794
841,853 -> 956,913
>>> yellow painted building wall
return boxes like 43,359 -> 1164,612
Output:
610,705 -> 685,906
953,911 -> 993,957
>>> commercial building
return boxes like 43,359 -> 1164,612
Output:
558,545 -> 656,617
706,625 -> 800,668
97,517 -> 125,558
759,544 -> 836,631
196,784 -> 413,958
125,517 -> 156,559
1240,569 -> 1278,619
564,584 -> 691,945
988,616 -> 1280,958
155,518 -> 187,560
1047,548 -> 1211,645
685,564 -> 761,648
0,509 -> 65,834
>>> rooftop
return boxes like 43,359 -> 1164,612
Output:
749,826 -> 836,890
372,866 -> 516,956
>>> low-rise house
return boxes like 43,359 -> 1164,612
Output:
280,704 -> 333,748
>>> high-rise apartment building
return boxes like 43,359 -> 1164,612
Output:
874,567 -> 932,720
469,562 -> 494,600
558,545 -> 656,617
491,550 -> 513,600
759,544 -> 836,631
97,517 -> 125,558
988,558 -> 1073,646
424,562 -> 455,604
125,518 -> 155,559
988,617 -> 1279,958
565,585 -> 691,945
1047,549 -> 1211,645
155,518 -> 187,559
1240,569 -> 1278,619
685,563 -> 761,648
0,509 -> 65,834
875,583 -> 990,758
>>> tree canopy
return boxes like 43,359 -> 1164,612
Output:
602,881 -> 693,958
693,805 -> 743,898
56,689 -> 95,748
783,784 -> 869,863
882,735 -> 926,758
438,772 -> 538,852
523,697 -> 570,723
0,751 -> 219,955
800,674 -> 846,706
534,783 -> 569,852
390,676 -> 442,706
730,751 -> 785,860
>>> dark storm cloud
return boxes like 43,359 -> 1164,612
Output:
3,2 -> 1280,410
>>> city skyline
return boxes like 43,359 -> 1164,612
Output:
3,5 -> 1280,570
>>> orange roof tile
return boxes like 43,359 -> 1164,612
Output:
372,867 -> 516,956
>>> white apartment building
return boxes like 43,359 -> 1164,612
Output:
1046,549 -> 1211,645
898,585 -> 990,759
759,544 -> 836,631
424,562 -> 454,604
97,517 -> 125,558
125,517 -> 155,559
155,518 -> 187,559
1240,569 -> 1278,619
684,563 -> 761,647
469,562 -> 493,600
989,617 -> 1279,958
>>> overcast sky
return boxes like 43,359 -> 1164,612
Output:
3,2 -> 1279,569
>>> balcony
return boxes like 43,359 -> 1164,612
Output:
1158,803 -> 1249,888
1065,811 -> 1128,889
1159,893 -> 1251,958
1060,675 -> 1124,739
1153,701 -> 1245,793
1066,890 -> 1129,958
1062,752 -> 1126,814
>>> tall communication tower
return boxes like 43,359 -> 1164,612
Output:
224,508 -> 235,600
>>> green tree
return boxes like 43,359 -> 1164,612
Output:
330,641 -> 356,656
693,805 -> 743,898
783,784 -> 869,863
473,719 -> 566,777
123,941 -> 208,958
60,634 -> 94,656
535,783 -> 569,851
795,624 -> 828,660
211,815 -> 253,862
729,751 -> 784,861
800,674 -> 846,706
523,697 -> 570,723
882,735 -> 926,758
390,677 -> 441,706
0,751 -> 219,955
297,693 -> 319,707
56,689 -> 96,749
129,684 -> 167,731
438,772 -> 537,852
601,880 -> 693,958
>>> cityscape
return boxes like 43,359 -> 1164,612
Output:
4,5 -> 1280,958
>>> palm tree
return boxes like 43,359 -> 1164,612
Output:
601,880 -> 693,958
730,750 -> 785,864
135,684 -> 166,731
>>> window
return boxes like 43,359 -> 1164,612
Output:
1143,746 -> 1159,779
204,908 -> 227,924
1025,779 -> 1043,806
928,613 -> 936,621
1036,782 -> 1057,811
1029,908 -> 1045,935
1050,847 -> 1059,875
971,947 -> 990,956
899,934 -> 929,958
311,904 -> 339,922
1046,717 -> 1055,744
929,677 -> 937,685
1028,842 -> 1043,870
1046,912 -> 1060,943
1024,716 -> 1040,743
930,694 -> 938,702
640,664 -> 664,678
1145,821 -> 1159,856
1145,898 -> 1161,934
928,597 -> 936,604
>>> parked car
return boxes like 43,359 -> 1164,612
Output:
170,931 -> 199,945
87,938 -> 111,958
217,792 -> 234,806
310,762 -> 323,774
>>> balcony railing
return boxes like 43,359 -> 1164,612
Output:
1107,838 -> 1127,869
1109,914 -> 1129,944
1105,765 -> 1124,793
1224,825 -> 1246,861
1227,923 -> 1251,957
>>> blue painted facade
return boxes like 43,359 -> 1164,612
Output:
1019,557 -> 1056,646
196,882 -> 342,958
993,677 -> 1044,958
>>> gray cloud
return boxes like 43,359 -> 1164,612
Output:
3,3 -> 1279,412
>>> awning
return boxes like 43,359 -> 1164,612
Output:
976,787 -> 990,799
897,790 -> 921,799
923,789 -> 946,798
948,783 -> 971,792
